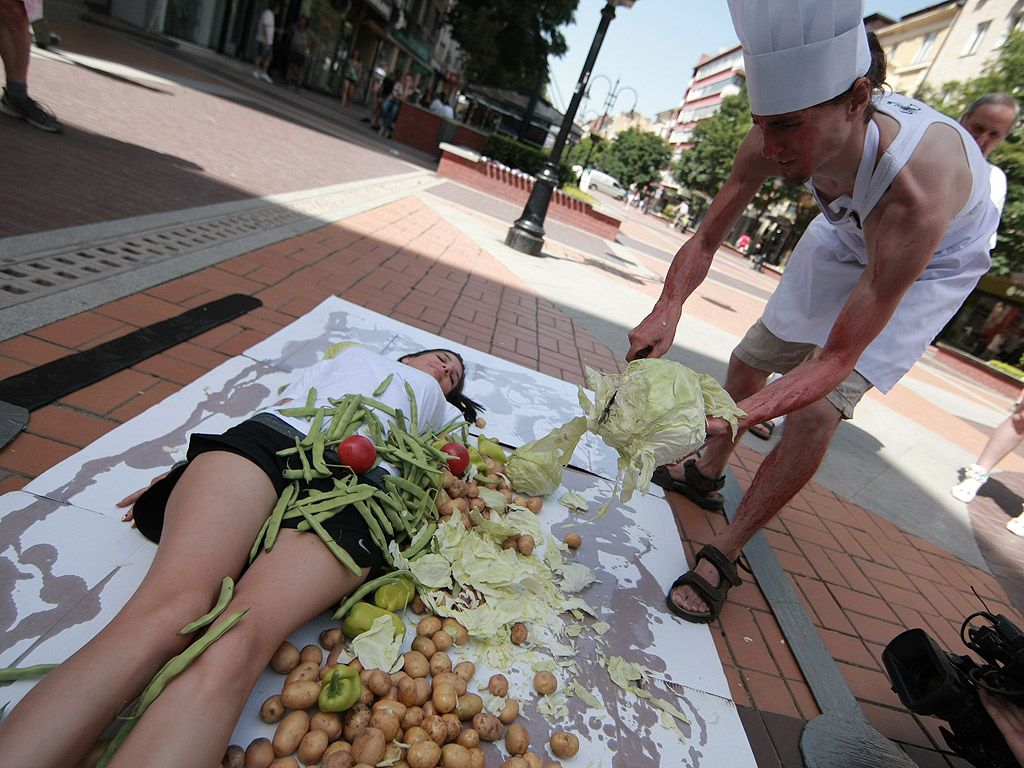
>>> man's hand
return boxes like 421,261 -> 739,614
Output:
980,688 -> 1024,764
627,304 -> 680,360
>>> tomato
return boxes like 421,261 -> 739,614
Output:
338,435 -> 376,474
440,442 -> 470,475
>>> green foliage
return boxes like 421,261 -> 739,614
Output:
482,133 -> 576,186
447,0 -> 578,90
594,128 -> 672,189
915,30 -> 1024,275
565,135 -> 609,169
988,359 -> 1024,381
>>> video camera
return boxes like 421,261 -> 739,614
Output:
882,610 -> 1024,768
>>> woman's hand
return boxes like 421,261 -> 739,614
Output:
116,470 -> 171,522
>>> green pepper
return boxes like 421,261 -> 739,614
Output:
477,436 -> 507,464
467,444 -> 488,474
318,665 -> 362,712
341,601 -> 406,640
373,577 -> 415,612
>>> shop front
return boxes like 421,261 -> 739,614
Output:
940,275 -> 1024,365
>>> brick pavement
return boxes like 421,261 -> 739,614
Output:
3,9 -> 1024,767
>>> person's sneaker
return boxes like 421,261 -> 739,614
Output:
261,72 -> 273,83
1007,514 -> 1024,537
951,463 -> 989,503
0,89 -> 63,133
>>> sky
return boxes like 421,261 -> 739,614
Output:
546,0 -> 942,121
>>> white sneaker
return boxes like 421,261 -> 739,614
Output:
1008,515 -> 1024,537
261,72 -> 273,83
951,464 -> 989,503
252,70 -> 261,79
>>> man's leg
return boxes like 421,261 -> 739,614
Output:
0,0 -> 62,131
669,396 -> 843,614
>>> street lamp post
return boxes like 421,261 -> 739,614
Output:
505,0 -> 637,256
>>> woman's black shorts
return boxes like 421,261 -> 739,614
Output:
131,413 -> 389,572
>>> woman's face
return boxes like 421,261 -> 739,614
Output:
402,350 -> 463,395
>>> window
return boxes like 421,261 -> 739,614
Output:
963,21 -> 991,55
913,31 -> 938,64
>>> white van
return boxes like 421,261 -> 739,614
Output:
582,169 -> 626,200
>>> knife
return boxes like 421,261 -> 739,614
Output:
598,347 -> 651,425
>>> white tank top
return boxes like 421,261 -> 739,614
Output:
760,93 -> 998,392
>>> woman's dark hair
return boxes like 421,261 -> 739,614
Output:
400,349 -> 484,423
825,31 -> 888,121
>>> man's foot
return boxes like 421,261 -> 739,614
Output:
252,70 -> 261,79
0,90 -> 64,133
951,463 -> 988,503
665,544 -> 743,623
261,72 -> 273,83
668,558 -> 722,614
652,460 -> 725,511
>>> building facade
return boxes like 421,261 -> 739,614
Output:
668,45 -> 743,160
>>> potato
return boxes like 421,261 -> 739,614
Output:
422,700 -> 437,717
505,723 -> 530,756
367,669 -> 392,697
549,732 -> 579,759
533,671 -> 557,695
322,749 -> 355,768
284,660 -> 319,686
343,703 -> 371,742
297,730 -> 329,764
404,725 -> 431,745
498,698 -> 519,725
441,618 -> 469,646
221,744 -> 245,768
407,739 -> 442,768
441,712 -> 462,742
299,644 -> 324,666
440,743 -> 473,768
270,642 -> 301,674
517,535 -> 535,555
456,728 -> 480,749
245,737 -> 275,768
510,622 -> 528,645
471,713 -> 502,742
373,698 -> 406,719
415,677 -> 434,706
401,705 -> 425,731
563,532 -> 582,549
398,675 -> 420,707
453,660 -> 475,682
432,681 -> 458,714
411,635 -> 437,658
281,679 -> 320,710
310,711 -> 343,741
270,758 -> 300,768
272,710 -> 309,758
430,626 -> 450,651
512,495 -> 529,507
370,709 -> 401,741
421,714 -> 448,745
501,536 -> 519,551
433,671 -> 467,696
526,497 -> 543,513
319,627 -> 343,649
351,727 -> 387,766
469,749 -> 486,768
418,615 -> 443,637
403,650 -> 430,678
453,692 -> 483,720
260,694 -> 286,724
523,754 -> 543,768
487,674 -> 508,697
429,652 -> 453,677
501,758 -> 528,768
325,643 -> 347,669
410,594 -> 427,614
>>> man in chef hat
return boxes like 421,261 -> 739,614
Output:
629,0 -> 1000,623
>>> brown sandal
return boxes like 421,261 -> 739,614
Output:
651,459 -> 725,511
665,544 -> 743,624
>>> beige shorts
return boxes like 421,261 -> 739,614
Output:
733,319 -> 873,419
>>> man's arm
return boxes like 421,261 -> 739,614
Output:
627,129 -> 771,359
727,122 -> 974,428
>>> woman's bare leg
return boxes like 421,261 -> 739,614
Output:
108,528 -> 368,768
0,452 -> 278,768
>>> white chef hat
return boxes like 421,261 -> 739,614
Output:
728,0 -> 871,116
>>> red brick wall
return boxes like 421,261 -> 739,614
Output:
437,150 -> 620,240
392,103 -> 488,156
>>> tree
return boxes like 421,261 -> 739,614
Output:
447,0 -> 578,91
596,128 -> 671,188
915,30 -> 1024,275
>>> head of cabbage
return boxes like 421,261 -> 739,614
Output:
505,416 -> 588,497
578,358 -> 745,504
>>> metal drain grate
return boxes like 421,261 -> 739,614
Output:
0,174 -> 436,312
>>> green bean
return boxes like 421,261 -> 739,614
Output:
358,396 -> 398,417
249,513 -> 272,563
404,380 -> 419,434
304,387 -> 317,409
263,482 -> 297,553
179,577 -> 234,635
373,374 -> 394,396
327,396 -> 361,442
293,437 -> 313,483
366,496 -> 400,537
98,608 -> 249,768
300,407 -> 325,449
353,500 -> 388,553
310,428 -> 328,476
297,506 -> 363,577
275,406 -> 320,418
0,664 -> 57,682
403,522 -> 437,559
